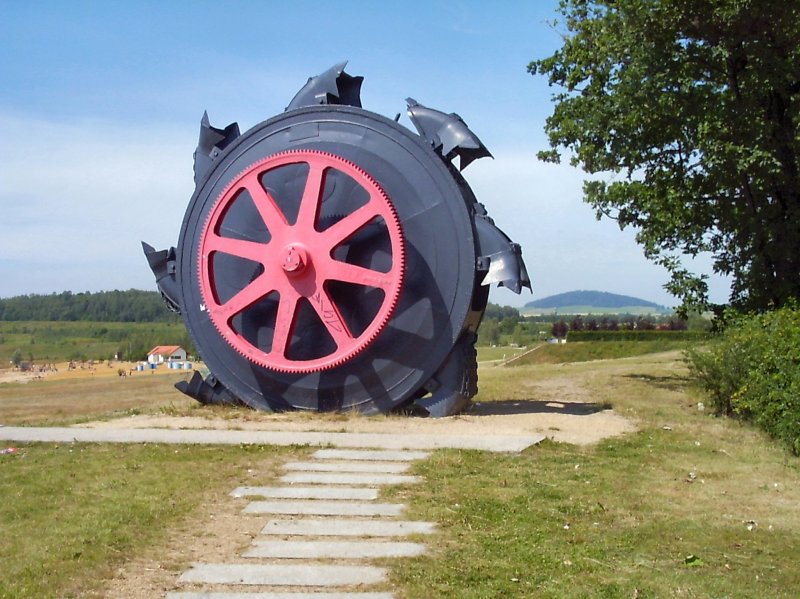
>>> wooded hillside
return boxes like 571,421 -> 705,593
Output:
0,290 -> 177,323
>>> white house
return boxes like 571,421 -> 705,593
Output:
146,345 -> 187,364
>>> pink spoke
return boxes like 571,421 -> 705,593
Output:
325,260 -> 394,291
242,173 -> 288,234
205,233 -> 267,263
309,288 -> 353,347
320,202 -> 381,249
212,272 -> 276,318
295,163 -> 326,230
270,288 -> 300,358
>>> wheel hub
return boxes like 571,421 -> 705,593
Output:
281,245 -> 308,274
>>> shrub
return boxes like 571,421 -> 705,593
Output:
568,330 -> 707,342
687,305 -> 800,455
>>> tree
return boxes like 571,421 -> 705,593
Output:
484,303 -> 521,321
530,0 -> 800,312
511,323 -> 528,346
499,316 -> 519,335
552,319 -> 569,338
478,318 -> 502,346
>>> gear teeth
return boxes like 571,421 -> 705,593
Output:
196,149 -> 405,375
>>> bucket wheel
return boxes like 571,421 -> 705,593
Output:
144,62 -> 531,415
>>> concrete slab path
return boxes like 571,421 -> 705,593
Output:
242,500 -> 404,517
167,593 -> 394,599
242,539 -> 426,559
0,426 -> 543,452
260,518 -> 436,537
230,486 -> 379,500
282,461 -> 411,474
178,563 -> 386,586
279,472 -> 420,486
170,446 -> 446,597
312,449 -> 429,461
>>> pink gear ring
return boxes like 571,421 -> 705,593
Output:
198,149 -> 405,373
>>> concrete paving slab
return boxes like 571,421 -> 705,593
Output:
231,486 -> 379,500
243,500 -> 403,517
312,449 -> 429,461
279,472 -> 419,486
179,563 -> 386,586
283,461 -> 410,474
243,539 -> 426,559
261,518 -> 435,537
0,426 -> 543,452
167,593 -> 393,599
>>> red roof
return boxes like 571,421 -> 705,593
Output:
147,345 -> 183,356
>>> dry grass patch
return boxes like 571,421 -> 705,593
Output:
0,370 -> 195,425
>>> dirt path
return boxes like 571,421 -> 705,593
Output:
76,368 -> 635,446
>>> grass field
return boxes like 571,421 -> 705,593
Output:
507,339 -> 694,366
1,346 -> 799,597
384,354 -> 800,597
0,443 -> 305,598
0,320 -> 191,363
476,345 -> 527,362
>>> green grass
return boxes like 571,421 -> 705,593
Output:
382,354 -> 800,598
0,443 -> 305,598
509,340 -> 692,365
476,345 -> 528,362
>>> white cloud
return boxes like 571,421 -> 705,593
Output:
0,112 -> 195,295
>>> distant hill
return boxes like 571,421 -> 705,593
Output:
524,290 -> 670,315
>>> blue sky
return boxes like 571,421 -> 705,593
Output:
0,0 -> 729,307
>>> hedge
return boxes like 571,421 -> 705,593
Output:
567,330 -> 709,342
687,305 -> 800,455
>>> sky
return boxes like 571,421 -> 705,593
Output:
0,0 -> 730,308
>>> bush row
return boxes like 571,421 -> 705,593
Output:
687,305 -> 800,455
567,330 -> 708,342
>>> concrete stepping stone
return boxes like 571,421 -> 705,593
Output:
231,486 -> 379,500
243,500 -> 404,517
178,563 -> 386,586
0,427 -> 544,452
280,472 -> 419,486
283,461 -> 410,474
243,539 -> 426,559
312,449 -> 429,462
167,593 -> 393,599
261,518 -> 436,537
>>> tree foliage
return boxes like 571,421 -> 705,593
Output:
0,290 -> 180,323
530,0 -> 800,311
484,303 -> 521,320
